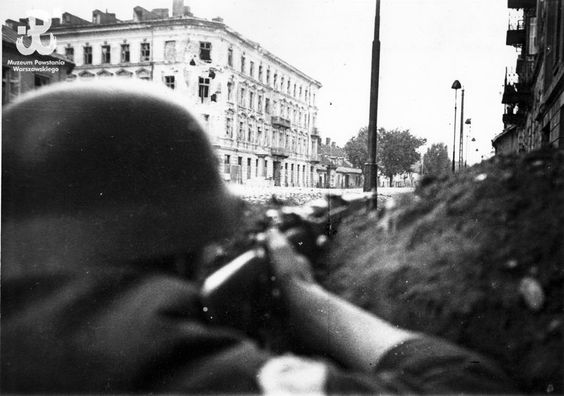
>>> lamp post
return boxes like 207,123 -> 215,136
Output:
451,80 -> 461,172
464,118 -> 472,167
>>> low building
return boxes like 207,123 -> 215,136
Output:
316,138 -> 363,189
2,25 -> 74,105
9,0 -> 323,186
496,0 -> 564,154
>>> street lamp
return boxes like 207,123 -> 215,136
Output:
451,80 -> 461,172
464,118 -> 472,167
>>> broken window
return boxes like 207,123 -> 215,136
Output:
164,41 -> 176,62
198,77 -> 210,102
101,45 -> 111,63
200,42 -> 211,62
164,75 -> 175,89
227,47 -> 233,67
65,47 -> 74,62
140,42 -> 151,61
83,46 -> 92,64
121,44 -> 130,63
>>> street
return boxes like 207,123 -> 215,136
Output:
227,184 -> 415,206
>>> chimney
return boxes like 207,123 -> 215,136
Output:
325,138 -> 331,146
172,0 -> 184,17
212,16 -> 224,23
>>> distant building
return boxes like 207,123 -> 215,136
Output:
317,138 -> 363,189
2,25 -> 74,105
495,0 -> 564,154
14,0 -> 323,186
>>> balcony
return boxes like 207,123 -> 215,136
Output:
516,55 -> 536,85
502,83 -> 532,106
270,146 -> 289,158
309,154 -> 320,164
508,0 -> 536,9
271,116 -> 291,129
506,20 -> 526,46
503,112 -> 526,126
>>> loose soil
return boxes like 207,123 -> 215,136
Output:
318,149 -> 564,394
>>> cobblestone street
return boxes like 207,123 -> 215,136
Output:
227,184 -> 415,206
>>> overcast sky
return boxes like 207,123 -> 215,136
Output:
2,0 -> 517,163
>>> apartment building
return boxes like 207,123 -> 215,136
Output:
36,0 -> 322,186
496,0 -> 564,154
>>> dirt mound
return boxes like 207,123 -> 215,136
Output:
319,149 -> 564,394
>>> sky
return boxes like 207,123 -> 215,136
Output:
2,0 -> 518,164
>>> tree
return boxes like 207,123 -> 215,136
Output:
377,128 -> 426,186
422,143 -> 451,176
344,127 -> 368,171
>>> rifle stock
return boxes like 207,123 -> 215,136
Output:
200,191 -> 377,341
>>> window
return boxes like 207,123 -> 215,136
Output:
287,79 -> 291,94
258,95 -> 263,113
34,74 -> 50,87
293,83 -> 297,97
83,46 -> 92,64
263,159 -> 268,177
227,47 -> 233,67
227,82 -> 233,102
200,42 -> 211,62
266,68 -> 271,85
249,91 -> 254,110
164,41 -> 176,61
164,75 -> 175,89
101,45 -> 111,63
241,54 -> 246,73
198,77 -> 210,102
140,42 -> 150,61
299,86 -> 303,98
258,65 -> 263,81
250,61 -> 254,78
247,125 -> 252,142
240,88 -> 246,107
65,47 -> 74,62
281,76 -> 285,91
224,154 -> 231,173
255,159 -> 259,177
273,73 -> 278,89
247,158 -> 252,179
265,98 -> 271,114
238,122 -> 244,139
226,118 -> 233,137
120,44 -> 130,63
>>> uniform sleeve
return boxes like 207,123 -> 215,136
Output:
370,336 -> 518,394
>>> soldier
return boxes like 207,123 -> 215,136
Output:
1,81 -> 516,394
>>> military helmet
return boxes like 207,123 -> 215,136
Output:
2,80 -> 241,263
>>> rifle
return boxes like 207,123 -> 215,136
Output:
201,191 -> 377,349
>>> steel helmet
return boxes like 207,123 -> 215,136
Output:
2,80 -> 242,268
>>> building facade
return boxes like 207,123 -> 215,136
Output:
496,0 -> 564,154
317,138 -> 363,189
2,25 -> 74,105
39,0 -> 322,186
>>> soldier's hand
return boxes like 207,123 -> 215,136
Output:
265,228 -> 314,285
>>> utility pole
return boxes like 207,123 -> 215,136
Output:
364,0 -> 381,198
458,89 -> 465,170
